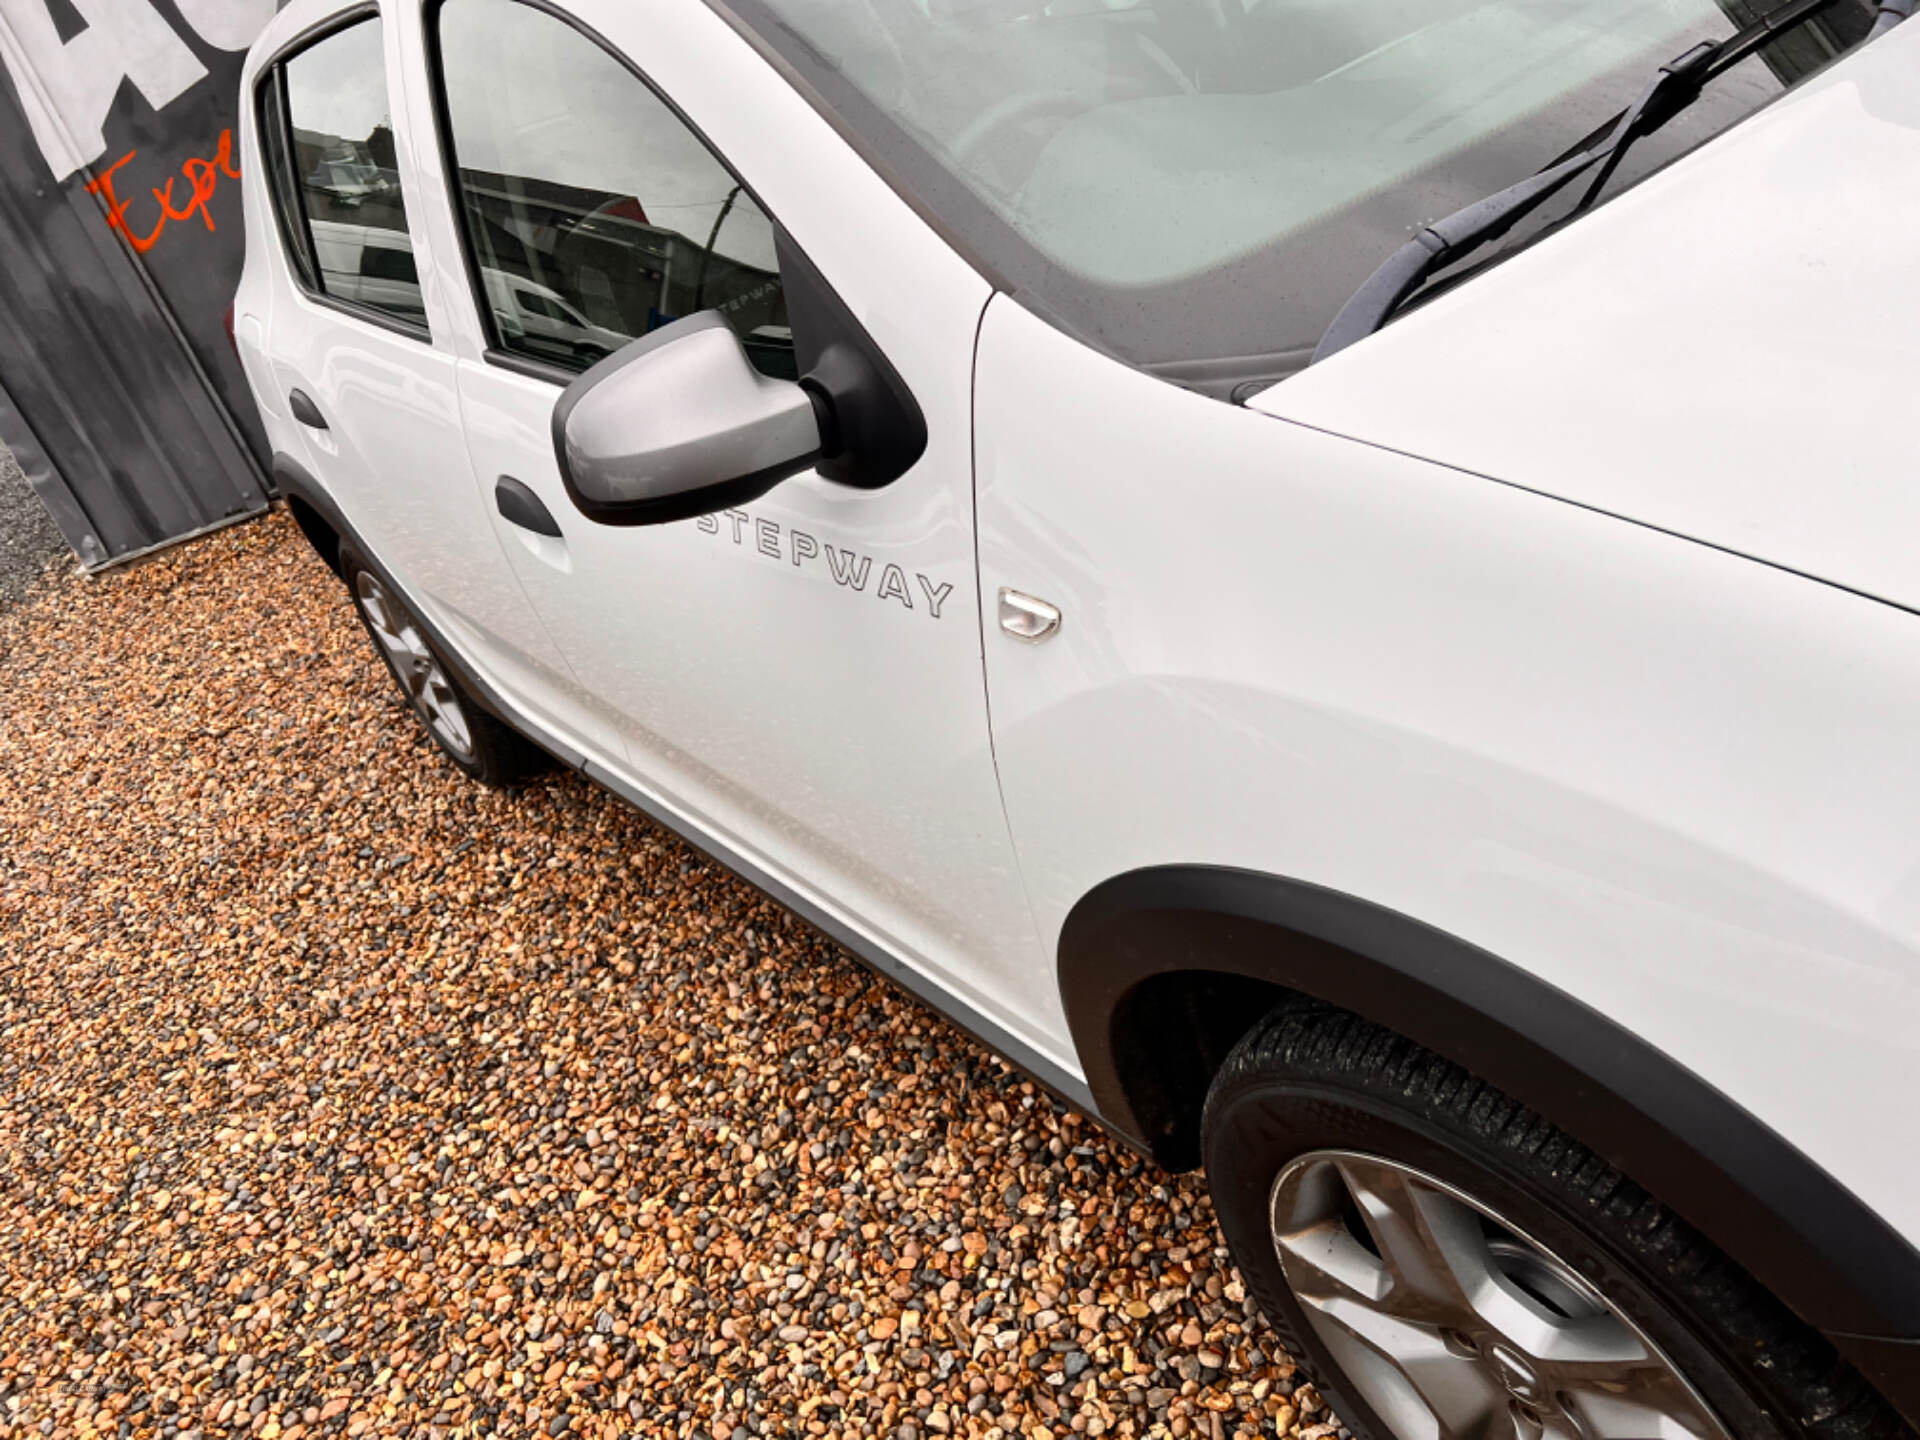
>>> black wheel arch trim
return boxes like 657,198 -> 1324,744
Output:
1059,865 -> 1920,1407
256,484 -> 1920,1419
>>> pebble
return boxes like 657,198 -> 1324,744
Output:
0,448 -> 66,613
0,517 -> 1328,1437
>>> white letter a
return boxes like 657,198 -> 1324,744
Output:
0,0 -> 208,182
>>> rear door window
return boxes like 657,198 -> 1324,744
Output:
261,16 -> 427,331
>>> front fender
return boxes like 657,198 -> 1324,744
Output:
1058,864 -> 1920,1364
971,297 -> 1920,1394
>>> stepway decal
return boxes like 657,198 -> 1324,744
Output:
697,508 -> 955,620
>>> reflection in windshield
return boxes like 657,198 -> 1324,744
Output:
739,0 -> 1867,377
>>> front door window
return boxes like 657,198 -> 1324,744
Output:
434,0 -> 794,377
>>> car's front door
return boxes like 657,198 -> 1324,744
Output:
422,0 -> 1070,1063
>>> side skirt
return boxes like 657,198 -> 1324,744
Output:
577,755 -> 1102,1122
272,456 -> 1108,1132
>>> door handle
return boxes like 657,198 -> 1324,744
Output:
495,476 -> 563,538
288,388 -> 328,430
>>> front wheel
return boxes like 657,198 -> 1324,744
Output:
1201,999 -> 1906,1440
338,542 -> 548,787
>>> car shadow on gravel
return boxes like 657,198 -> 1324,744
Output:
0,514 -> 1330,1440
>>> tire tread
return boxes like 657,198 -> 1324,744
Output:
1205,998 -> 1909,1440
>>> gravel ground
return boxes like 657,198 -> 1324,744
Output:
0,515 -> 1329,1440
0,448 -> 69,612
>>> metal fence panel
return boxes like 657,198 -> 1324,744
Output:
0,0 -> 274,568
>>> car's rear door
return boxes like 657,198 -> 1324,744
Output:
415,0 -> 1070,1068
253,6 -> 619,756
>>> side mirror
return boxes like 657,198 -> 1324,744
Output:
552,311 -> 823,526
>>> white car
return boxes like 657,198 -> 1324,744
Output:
233,0 -> 1920,1433
478,268 -> 630,366
307,220 -> 427,321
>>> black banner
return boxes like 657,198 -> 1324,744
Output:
0,0 -> 275,563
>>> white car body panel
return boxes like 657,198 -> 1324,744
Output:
238,0 -> 591,729
976,294 -> 1920,1246
231,0 -> 1920,1371
401,0 -> 1061,1062
1252,22 -> 1920,615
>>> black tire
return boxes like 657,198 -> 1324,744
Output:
1202,998 -> 1908,1440
336,541 -> 549,787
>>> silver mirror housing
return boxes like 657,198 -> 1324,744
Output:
552,311 -> 822,526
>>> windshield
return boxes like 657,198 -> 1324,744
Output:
723,0 -> 1868,387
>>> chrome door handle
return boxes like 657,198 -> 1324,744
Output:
998,588 -> 1061,643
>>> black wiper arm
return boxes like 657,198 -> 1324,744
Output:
1307,144 -> 1608,364
1310,0 -> 1862,365
1577,0 -> 1870,207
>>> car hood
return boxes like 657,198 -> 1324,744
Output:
1250,22 -> 1920,615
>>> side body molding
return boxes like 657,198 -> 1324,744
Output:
1059,865 -> 1920,1405
269,451 -> 1101,1115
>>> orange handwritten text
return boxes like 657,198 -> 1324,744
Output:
85,129 -> 242,255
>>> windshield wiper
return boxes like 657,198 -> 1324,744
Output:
1310,0 -> 1897,365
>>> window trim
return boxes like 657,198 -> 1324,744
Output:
254,3 -> 435,346
420,0 -> 784,379
694,0 -> 1011,294
481,347 -> 576,389
257,66 -> 318,291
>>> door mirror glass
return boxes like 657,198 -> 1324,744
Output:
552,312 -> 821,526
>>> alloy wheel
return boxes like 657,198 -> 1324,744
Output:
1269,1150 -> 1730,1440
353,572 -> 476,764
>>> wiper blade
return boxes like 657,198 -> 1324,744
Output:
1310,0 -> 1877,365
